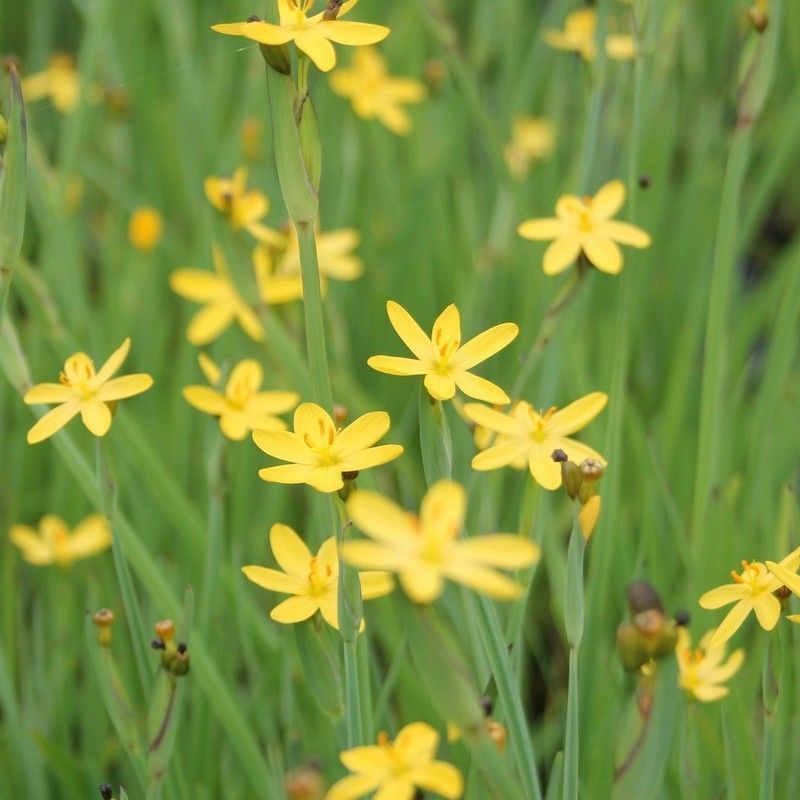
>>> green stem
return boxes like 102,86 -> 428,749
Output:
198,432 -> 226,635
759,633 -> 780,800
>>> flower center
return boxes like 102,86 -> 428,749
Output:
432,329 -> 460,372
307,557 -> 333,595
528,406 -> 556,442
577,201 -> 595,233
227,374 -> 256,409
60,354 -> 97,400
377,732 -> 408,777
730,560 -> 769,593
304,418 -> 339,465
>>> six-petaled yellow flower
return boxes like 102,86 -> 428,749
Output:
242,524 -> 393,630
544,9 -> 636,62
368,301 -> 518,404
204,168 -> 282,244
24,338 -> 153,444
183,359 -> 298,441
254,402 -> 403,493
170,245 -> 264,344
10,514 -> 111,567
675,627 -> 744,702
22,54 -> 81,113
325,721 -> 463,800
330,47 -> 426,135
699,546 -> 800,648
254,226 -> 362,304
342,480 -> 539,604
212,0 -> 390,73
464,393 -> 607,490
128,206 -> 164,251
504,116 -> 555,180
518,180 -> 651,275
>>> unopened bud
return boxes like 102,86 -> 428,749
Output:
0,114 -> 7,146
93,608 -> 115,647
259,43 -> 291,75
333,404 -> 348,425
559,459 -> 583,500
579,458 -> 604,483
747,6 -> 768,32
171,644 -> 190,677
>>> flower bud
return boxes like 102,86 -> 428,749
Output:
626,580 -> 663,614
93,608 -> 115,648
259,43 -> 291,75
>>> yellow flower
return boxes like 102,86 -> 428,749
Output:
10,514 -> 111,567
544,9 -> 636,62
330,47 -> 426,135
253,226 -> 362,305
170,245 -> 265,345
464,393 -> 607,490
203,168 -> 282,245
22,54 -> 80,113
699,547 -> 800,648
342,481 -> 539,604
675,628 -> 744,702
128,207 -> 164,251
212,0 -> 390,73
325,722 -> 463,800
24,338 -> 153,444
242,524 -> 393,630
518,180 -> 651,275
368,301 -> 518,404
764,557 -> 800,624
504,116 -> 555,180
183,359 -> 299,441
254,402 -> 403,493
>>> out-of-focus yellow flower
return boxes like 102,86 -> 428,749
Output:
212,0 -> 390,73
325,722 -> 463,800
22,54 -> 80,113
240,116 -> 265,162
24,338 -> 153,444
518,180 -> 651,275
254,402 -> 403,493
170,245 -> 265,345
464,393 -> 607,490
242,524 -> 393,630
504,117 -> 555,180
254,226 -> 362,304
699,547 -> 800,648
204,168 -> 283,245
10,514 -> 111,567
183,359 -> 298,441
330,47 -> 426,135
128,207 -> 164,252
342,480 -> 539,604
675,628 -> 744,702
544,9 -> 636,62
368,301 -> 518,404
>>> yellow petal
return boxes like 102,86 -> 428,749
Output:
270,523 -> 313,578
270,594 -> 319,624
258,464 -> 316,486
227,359 -> 262,392
543,237 -> 582,275
314,20 -> 390,46
219,412 -> 250,441
325,774 -> 382,800
334,411 -> 390,455
386,300 -> 434,361
707,599 -> 753,648
456,535 -> 539,568
691,684 -> 729,702
591,180 -> 626,219
253,430 -> 316,464
347,490 -> 418,543
449,562 -> 523,599
304,465 -> 346,493
579,494 -> 601,539
359,570 -> 395,599
765,559 -> 800,597
293,402 -> 334,439
67,515 -> 112,559
462,403 -> 521,435
294,30 -> 337,72
97,374 -> 153,401
753,593 -> 781,630
338,444 -> 403,471
169,269 -> 223,301
394,721 -> 439,764
517,217 -> 565,240
529,451 -> 562,490
555,195 -> 585,221
341,540 -> 409,571
212,20 -> 293,45
548,392 -> 608,436
413,761 -> 464,798
187,303 -> 234,345
316,537 -> 339,576
9,525 -> 52,564
234,302 -> 266,342
431,304 -> 461,348
452,371 -> 510,404
583,235 -> 623,274
248,391 -> 299,415
602,220 -> 651,248
471,440 -> 530,471
367,355 -> 428,376
183,386 -> 228,416
339,744 -> 392,775
242,565 -> 306,594
317,591 -> 341,630
27,402 -> 81,444
80,399 -> 112,437
377,104 -> 413,136
400,565 -> 444,603
453,322 -> 518,370
424,372 -> 456,401
707,649 -> 744,684
94,338 -> 131,384
605,35 -> 636,60
698,583 -> 748,609
420,481 -> 465,540
24,383 -> 75,404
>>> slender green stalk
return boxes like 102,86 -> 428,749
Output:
198,431 -> 226,635
759,632 -> 780,800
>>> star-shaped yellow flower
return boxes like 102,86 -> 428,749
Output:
170,245 -> 265,345
699,546 -> 800,648
254,403 -> 403,493
212,0 -> 389,73
518,180 -> 651,275
128,207 -> 164,252
368,301 -> 518,404
183,359 -> 298,441
544,9 -> 636,62
10,514 -> 111,567
464,393 -> 607,490
325,721 -> 463,800
330,47 -> 426,135
242,524 -> 393,630
24,338 -> 153,444
22,54 -> 81,113
253,226 -> 362,304
675,628 -> 744,702
342,481 -> 539,604
504,116 -> 555,181
204,168 -> 283,245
